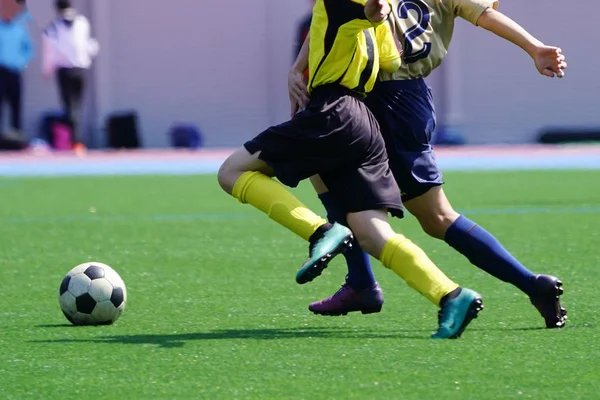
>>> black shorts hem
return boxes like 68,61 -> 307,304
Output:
243,141 -> 260,155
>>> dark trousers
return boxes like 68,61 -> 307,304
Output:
57,67 -> 86,144
0,66 -> 22,132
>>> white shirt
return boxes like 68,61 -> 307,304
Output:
42,13 -> 98,74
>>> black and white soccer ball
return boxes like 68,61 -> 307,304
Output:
59,262 -> 127,326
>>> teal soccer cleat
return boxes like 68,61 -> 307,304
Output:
431,288 -> 483,339
296,223 -> 353,284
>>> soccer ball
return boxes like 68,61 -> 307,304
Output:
59,262 -> 127,326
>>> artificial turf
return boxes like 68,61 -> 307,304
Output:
1,171 -> 598,399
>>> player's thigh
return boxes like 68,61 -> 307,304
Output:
367,81 -> 437,151
387,149 -> 443,202
346,209 -> 396,259
217,147 -> 274,193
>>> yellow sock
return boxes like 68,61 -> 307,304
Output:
232,171 -> 327,241
380,234 -> 459,306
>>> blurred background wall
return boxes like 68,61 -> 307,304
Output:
3,0 -> 599,148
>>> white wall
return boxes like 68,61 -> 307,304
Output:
445,0 -> 600,144
16,0 -> 600,147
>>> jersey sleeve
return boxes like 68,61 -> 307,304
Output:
453,0 -> 499,26
376,22 -> 402,73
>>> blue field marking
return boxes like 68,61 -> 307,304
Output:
3,206 -> 600,225
1,212 -> 256,225
1,153 -> 600,177
456,206 -> 600,215
437,156 -> 600,171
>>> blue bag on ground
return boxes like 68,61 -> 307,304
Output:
169,124 -> 203,149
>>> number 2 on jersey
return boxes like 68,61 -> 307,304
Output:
397,0 -> 432,63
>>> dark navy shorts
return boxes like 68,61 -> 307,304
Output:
365,79 -> 443,201
244,84 -> 404,218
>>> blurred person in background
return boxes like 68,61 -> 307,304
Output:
293,0 -> 314,81
42,0 -> 98,155
0,0 -> 32,143
294,0 -> 314,58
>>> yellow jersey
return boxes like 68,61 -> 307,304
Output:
308,0 -> 401,96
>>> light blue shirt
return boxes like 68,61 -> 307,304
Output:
0,12 -> 34,72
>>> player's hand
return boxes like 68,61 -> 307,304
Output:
288,68 -> 309,117
365,0 -> 391,23
533,45 -> 567,78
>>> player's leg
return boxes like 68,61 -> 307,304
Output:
345,209 -> 483,339
307,175 -> 383,316
303,115 -> 483,338
311,175 -> 377,290
217,122 -> 353,276
308,161 -> 483,336
369,79 -> 565,328
404,186 -> 566,328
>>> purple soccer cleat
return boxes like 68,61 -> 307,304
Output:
308,282 -> 384,316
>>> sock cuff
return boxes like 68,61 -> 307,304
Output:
381,234 -> 408,266
232,171 -> 265,203
445,215 -> 477,241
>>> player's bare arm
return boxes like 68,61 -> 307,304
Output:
476,8 -> 567,78
289,33 -> 310,117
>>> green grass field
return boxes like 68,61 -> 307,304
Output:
1,171 -> 599,399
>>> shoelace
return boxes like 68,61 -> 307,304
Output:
334,284 -> 351,297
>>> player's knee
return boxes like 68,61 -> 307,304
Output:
404,187 -> 460,239
217,158 -> 238,194
352,229 -> 380,257
348,224 -> 389,259
417,211 -> 459,239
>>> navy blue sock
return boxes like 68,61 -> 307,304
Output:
444,215 -> 535,295
318,192 -> 375,290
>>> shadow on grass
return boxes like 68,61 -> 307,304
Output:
466,326 -> 547,332
36,324 -> 78,328
31,326 -> 428,348
33,324 -> 574,349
